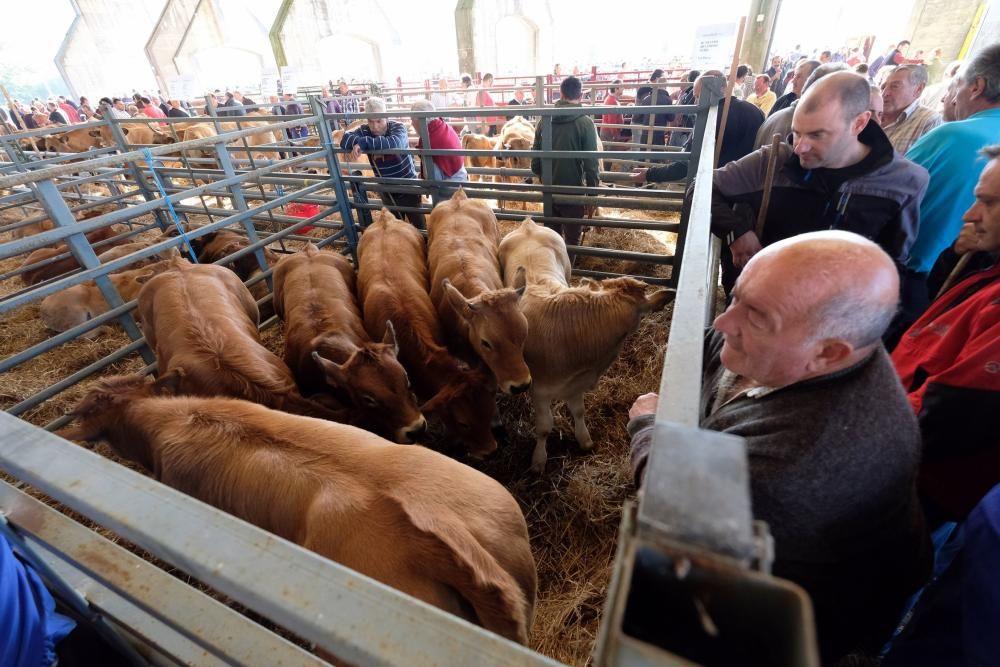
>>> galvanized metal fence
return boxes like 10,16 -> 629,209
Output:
0,81 -> 759,665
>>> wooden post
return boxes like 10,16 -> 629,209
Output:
715,16 -> 747,167
0,84 -> 41,153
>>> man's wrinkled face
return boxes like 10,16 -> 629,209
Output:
964,159 -> 1000,252
713,256 -> 819,387
368,117 -> 387,136
792,102 -> 869,170
754,77 -> 769,96
953,74 -> 982,121
881,69 -> 922,116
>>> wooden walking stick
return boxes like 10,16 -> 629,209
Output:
715,16 -> 747,167
935,252 -> 974,300
755,133 -> 783,239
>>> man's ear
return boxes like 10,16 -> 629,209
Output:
853,110 -> 872,136
808,339 -> 853,374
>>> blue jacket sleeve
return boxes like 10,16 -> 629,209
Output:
343,122 -> 408,152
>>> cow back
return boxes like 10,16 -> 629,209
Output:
136,260 -> 311,409
101,394 -> 536,643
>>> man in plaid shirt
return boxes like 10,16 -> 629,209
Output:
881,65 -> 942,154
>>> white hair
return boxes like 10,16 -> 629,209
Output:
411,99 -> 435,112
365,97 -> 387,114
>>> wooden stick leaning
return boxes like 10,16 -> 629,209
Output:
756,133 -> 783,239
935,252 -> 974,300
715,16 -> 747,167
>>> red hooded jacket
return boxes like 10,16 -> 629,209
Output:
417,117 -> 464,178
892,259 -> 1000,519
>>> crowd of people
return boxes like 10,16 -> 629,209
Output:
2,38 -> 998,665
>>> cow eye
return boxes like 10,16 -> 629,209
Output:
361,395 -> 378,408
481,340 -> 493,350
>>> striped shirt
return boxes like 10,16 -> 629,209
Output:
340,121 -> 416,179
884,100 -> 942,155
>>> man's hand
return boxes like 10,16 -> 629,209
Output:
954,222 -> 980,254
730,231 -> 763,268
350,144 -> 363,162
631,168 -> 649,184
629,392 -> 659,420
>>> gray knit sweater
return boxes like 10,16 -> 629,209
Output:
628,330 -> 930,660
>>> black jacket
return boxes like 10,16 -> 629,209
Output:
631,88 -> 675,147
709,121 -> 928,265
768,92 -> 796,117
646,97 -> 763,182
167,107 -> 190,118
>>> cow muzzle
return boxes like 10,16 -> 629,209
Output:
506,379 -> 532,395
399,417 -> 428,443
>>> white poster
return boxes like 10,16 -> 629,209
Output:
691,23 -> 738,70
280,66 -> 300,96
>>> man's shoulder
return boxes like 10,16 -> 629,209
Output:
864,151 -> 930,190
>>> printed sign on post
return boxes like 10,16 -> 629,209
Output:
692,23 -> 738,70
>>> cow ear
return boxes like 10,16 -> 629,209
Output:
134,268 -> 157,284
443,279 -> 476,318
382,320 -> 399,355
121,127 -> 130,136
419,385 -> 448,415
644,288 -> 676,312
153,367 -> 185,395
312,350 -> 348,388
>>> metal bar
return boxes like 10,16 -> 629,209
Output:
0,415 -> 562,667
32,180 -> 154,366
306,96 -> 360,260
7,338 -> 149,417
655,103 -> 718,427
0,482 -> 328,667
211,140 -> 269,275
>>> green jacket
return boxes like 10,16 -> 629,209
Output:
531,99 -> 600,188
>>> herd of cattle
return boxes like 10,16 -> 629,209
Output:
11,185 -> 674,643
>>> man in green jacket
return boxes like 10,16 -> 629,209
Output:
531,76 -> 600,248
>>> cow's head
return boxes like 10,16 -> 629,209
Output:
442,280 -> 531,394
421,361 -> 498,458
58,372 -> 180,445
311,322 -> 427,443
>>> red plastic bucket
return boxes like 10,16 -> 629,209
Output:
287,203 -> 320,233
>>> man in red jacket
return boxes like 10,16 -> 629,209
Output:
411,100 -> 468,199
893,144 -> 1000,524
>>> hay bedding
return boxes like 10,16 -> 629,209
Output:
0,204 -> 677,665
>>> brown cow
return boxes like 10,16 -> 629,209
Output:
19,223 -> 128,285
39,260 -> 170,336
427,188 -> 531,395
272,243 -> 426,443
44,126 -> 102,153
60,376 -> 537,644
220,112 -> 283,163
357,208 -> 498,456
196,228 -> 280,281
461,132 -> 496,182
90,123 -> 175,149
136,257 -> 341,420
498,218 -> 674,473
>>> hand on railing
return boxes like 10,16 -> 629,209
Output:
629,392 -> 659,420
730,231 -> 763,268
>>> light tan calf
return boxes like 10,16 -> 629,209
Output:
499,218 -> 674,473
39,260 -> 171,336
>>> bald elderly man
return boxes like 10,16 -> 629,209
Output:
711,71 -> 930,346
629,232 -> 930,663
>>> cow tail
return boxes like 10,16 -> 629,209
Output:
388,495 -> 534,644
